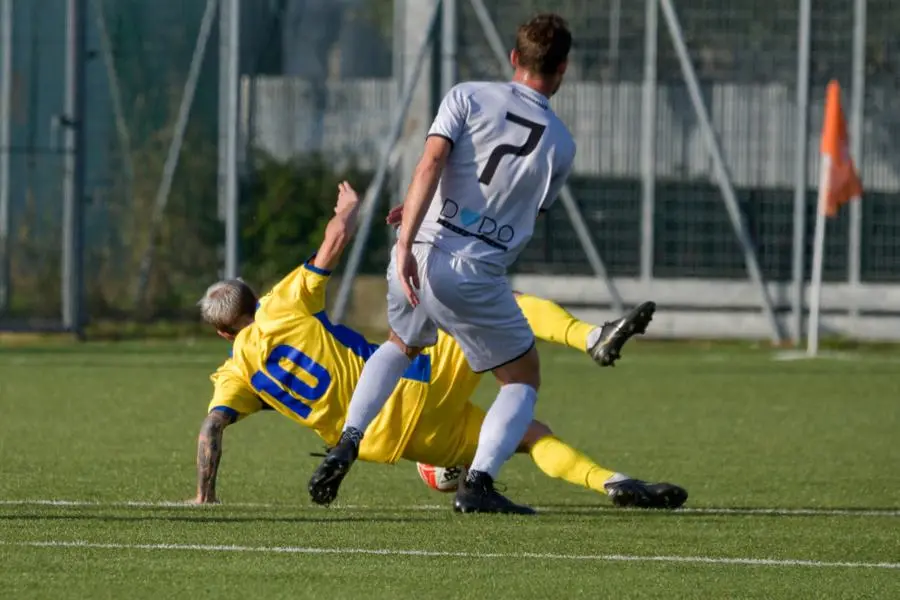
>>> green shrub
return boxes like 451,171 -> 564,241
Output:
241,152 -> 391,289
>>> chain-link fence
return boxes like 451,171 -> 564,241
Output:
0,0 -> 222,327
0,0 -> 399,330
1,0 -> 68,324
2,0 -> 899,339
457,0 -> 646,277
459,0 -> 900,287
451,0 -> 899,342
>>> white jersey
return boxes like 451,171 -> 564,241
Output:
415,81 -> 576,271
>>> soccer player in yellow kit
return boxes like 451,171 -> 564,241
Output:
193,181 -> 686,510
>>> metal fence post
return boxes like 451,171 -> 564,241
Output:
441,0 -> 457,95
391,0 -> 407,243
397,0 -> 439,227
0,0 -> 11,315
791,0 -> 812,345
640,0 -> 657,283
848,0 -> 866,322
222,0 -> 240,280
62,0 -> 86,335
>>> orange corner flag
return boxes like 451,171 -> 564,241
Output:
819,80 -> 862,217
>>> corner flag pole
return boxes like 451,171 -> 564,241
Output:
807,80 -> 863,357
807,154 -> 831,357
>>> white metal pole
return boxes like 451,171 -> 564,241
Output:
639,0 -> 657,283
441,0 -> 456,95
847,0 -> 866,323
393,0 -> 405,93
223,0 -> 240,279
807,156 -> 831,357
791,0 -> 811,345
0,0 -> 12,314
391,0 -> 406,242
62,0 -> 86,335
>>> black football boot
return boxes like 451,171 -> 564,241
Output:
605,478 -> 688,509
453,470 -> 536,515
589,301 -> 656,367
307,428 -> 362,506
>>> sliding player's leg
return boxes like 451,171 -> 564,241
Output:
520,423 -> 688,509
406,350 -> 687,509
515,293 -> 656,367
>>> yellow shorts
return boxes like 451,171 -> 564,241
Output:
401,398 -> 485,467
399,331 -> 486,467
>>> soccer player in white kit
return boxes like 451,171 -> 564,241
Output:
308,14 -> 655,514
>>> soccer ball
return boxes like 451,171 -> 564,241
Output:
416,463 -> 467,492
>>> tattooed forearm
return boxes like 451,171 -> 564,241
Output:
196,411 -> 230,503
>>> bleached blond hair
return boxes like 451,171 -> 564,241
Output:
197,279 -> 257,333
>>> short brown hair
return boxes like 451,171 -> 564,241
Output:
514,13 -> 572,76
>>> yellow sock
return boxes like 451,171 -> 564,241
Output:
529,435 -> 617,495
515,293 -> 595,352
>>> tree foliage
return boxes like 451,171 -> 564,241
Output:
240,153 -> 388,291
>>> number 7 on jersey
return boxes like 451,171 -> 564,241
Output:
478,112 -> 547,186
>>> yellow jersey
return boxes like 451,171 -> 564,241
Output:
216,258 -> 443,464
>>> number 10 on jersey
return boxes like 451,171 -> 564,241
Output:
250,345 -> 331,419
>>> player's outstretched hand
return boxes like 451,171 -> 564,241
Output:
335,180 -> 360,215
396,243 -> 420,307
386,204 -> 403,226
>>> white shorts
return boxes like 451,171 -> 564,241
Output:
386,242 -> 535,373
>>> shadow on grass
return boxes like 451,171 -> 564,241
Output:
0,513 -> 431,525
533,504 -> 900,518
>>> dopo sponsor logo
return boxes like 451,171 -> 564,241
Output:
439,198 -> 514,245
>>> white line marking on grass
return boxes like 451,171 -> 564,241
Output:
1,499 -> 899,518
0,500 -> 271,508
3,355 -> 219,367
2,540 -> 898,570
672,507 -> 900,518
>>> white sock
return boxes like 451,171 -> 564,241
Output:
602,472 -> 630,493
469,383 -> 538,479
343,342 -> 411,435
586,327 -> 603,351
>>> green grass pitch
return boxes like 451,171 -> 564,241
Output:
1,339 -> 899,599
